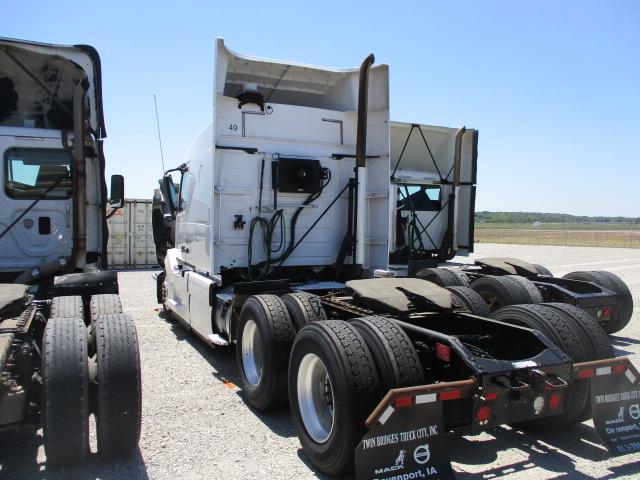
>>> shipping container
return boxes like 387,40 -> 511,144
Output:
106,199 -> 157,269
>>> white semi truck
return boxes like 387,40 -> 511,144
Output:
155,40 -> 639,477
0,37 -> 141,463
388,123 -> 633,334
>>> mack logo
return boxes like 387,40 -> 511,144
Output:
374,449 -> 405,474
414,444 -> 431,465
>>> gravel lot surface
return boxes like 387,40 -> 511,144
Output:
1,243 -> 639,479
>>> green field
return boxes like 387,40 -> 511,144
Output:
476,222 -> 640,231
475,223 -> 640,248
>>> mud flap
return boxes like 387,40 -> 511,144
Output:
355,400 -> 455,480
591,360 -> 640,455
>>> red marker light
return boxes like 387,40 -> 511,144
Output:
435,342 -> 451,363
602,307 -> 612,318
484,392 -> 498,401
394,396 -> 413,408
476,405 -> 492,424
549,393 -> 561,410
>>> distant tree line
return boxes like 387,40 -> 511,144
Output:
475,211 -> 640,224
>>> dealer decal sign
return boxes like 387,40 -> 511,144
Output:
592,362 -> 640,455
355,401 -> 454,480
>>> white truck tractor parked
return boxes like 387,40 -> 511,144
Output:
0,37 -> 141,463
388,123 -> 633,334
156,40 -> 639,477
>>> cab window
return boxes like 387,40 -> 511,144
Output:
178,171 -> 191,212
398,185 -> 441,211
4,148 -> 72,199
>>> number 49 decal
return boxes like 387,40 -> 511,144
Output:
228,124 -> 238,132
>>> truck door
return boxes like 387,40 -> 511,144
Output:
0,136 -> 74,273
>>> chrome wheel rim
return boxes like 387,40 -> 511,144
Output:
241,320 -> 263,386
297,353 -> 334,443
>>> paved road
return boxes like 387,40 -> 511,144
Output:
1,244 -> 639,479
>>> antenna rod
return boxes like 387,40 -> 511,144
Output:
154,94 -> 166,174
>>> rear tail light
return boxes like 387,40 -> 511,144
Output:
475,405 -> 492,424
549,392 -> 561,410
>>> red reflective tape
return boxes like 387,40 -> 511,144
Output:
394,396 -> 413,408
613,364 -> 626,375
435,342 -> 451,363
578,368 -> 595,379
439,389 -> 461,401
484,392 -> 498,401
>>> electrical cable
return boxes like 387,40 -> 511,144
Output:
247,167 -> 332,280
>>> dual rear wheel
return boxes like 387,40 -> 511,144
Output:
492,302 -> 613,429
235,292 -> 423,476
42,295 -> 141,464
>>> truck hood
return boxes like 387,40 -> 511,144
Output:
0,37 -> 106,138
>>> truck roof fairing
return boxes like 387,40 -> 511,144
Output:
0,37 -> 106,138
215,38 -> 389,112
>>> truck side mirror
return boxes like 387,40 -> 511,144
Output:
162,175 -> 178,214
109,174 -> 125,208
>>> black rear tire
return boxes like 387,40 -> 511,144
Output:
491,304 -> 592,429
447,286 -> 491,316
543,302 -> 614,422
506,275 -> 543,303
50,295 -> 84,320
562,270 -> 633,333
42,317 -> 89,465
351,316 -> 424,390
415,267 -> 469,287
534,264 -> 553,276
235,295 -> 295,411
89,294 -> 124,350
281,292 -> 327,332
94,313 -> 142,458
289,320 -> 380,476
471,275 -> 542,312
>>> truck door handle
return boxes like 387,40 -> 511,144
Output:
181,246 -> 190,253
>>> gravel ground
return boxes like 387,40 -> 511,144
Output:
1,243 -> 639,479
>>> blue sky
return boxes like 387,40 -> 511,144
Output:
5,1 -> 639,216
